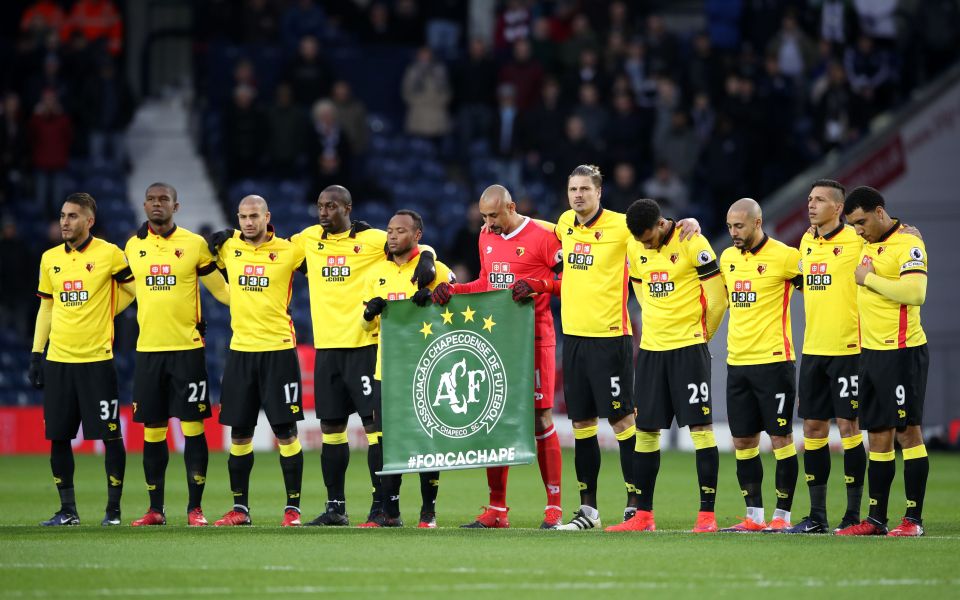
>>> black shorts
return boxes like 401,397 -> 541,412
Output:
314,346 -> 377,421
726,362 -> 796,438
219,349 -> 304,428
858,345 -> 928,431
634,344 -> 712,429
133,348 -> 212,424
43,359 -> 122,441
562,335 -> 634,422
798,354 -> 859,421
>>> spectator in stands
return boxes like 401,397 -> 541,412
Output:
284,34 -> 334,107
264,82 -> 309,178
686,32 -> 725,100
740,0 -> 783,58
392,0 -> 424,47
490,83 -> 522,191
817,0 -> 856,47
605,90 -> 649,171
281,0 -> 327,48
654,109 -> 699,185
572,82 -> 608,147
0,92 -> 29,204
28,89 -> 73,217
240,0 -> 280,44
701,113 -> 746,221
445,202 -> 482,281
494,0 -> 533,53
331,80 -> 369,157
643,162 -> 690,215
519,77 -> 566,176
621,39 -> 657,110
766,10 -> 817,83
690,92 -> 716,144
603,162 -> 641,214
24,54 -> 71,115
62,0 -> 122,56
812,60 -> 856,151
912,0 -> 960,79
309,98 -> 351,185
852,0 -> 898,45
80,56 -> 134,170
563,48 -> 608,104
499,38 -> 544,112
20,0 -> 65,41
401,46 -> 452,139
643,14 -> 681,74
0,219 -> 34,339
555,115 -> 598,184
559,14 -> 599,71
845,34 -> 897,126
360,2 -> 393,44
224,84 -> 266,181
529,17 -> 559,75
454,38 -> 497,155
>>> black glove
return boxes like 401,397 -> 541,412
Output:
411,287 -> 432,307
207,228 -> 235,255
196,319 -> 207,337
363,297 -> 386,321
136,222 -> 150,239
431,282 -> 454,305
411,251 -> 436,288
28,352 -> 44,389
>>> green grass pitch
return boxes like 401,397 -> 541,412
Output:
1,449 -> 958,599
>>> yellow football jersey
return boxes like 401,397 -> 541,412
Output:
290,223 -> 385,349
125,224 -> 218,352
627,223 -> 720,351
799,224 -> 862,356
216,230 -> 305,351
364,251 -> 455,379
37,236 -> 133,362
720,235 -> 802,365
555,208 -> 632,337
858,221 -> 927,350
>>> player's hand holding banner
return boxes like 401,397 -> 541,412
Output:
380,289 -> 534,474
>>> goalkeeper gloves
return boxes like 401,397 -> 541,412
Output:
28,353 -> 44,389
511,278 -> 551,301
411,251 -> 436,288
207,228 -> 235,255
363,297 -> 386,321
431,282 -> 455,305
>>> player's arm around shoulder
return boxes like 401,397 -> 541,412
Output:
686,235 -> 727,339
859,237 -> 928,306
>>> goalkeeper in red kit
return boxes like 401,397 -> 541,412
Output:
432,185 -> 564,529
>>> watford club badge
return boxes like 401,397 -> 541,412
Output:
877,247 -> 886,255
670,253 -> 679,264
175,248 -> 184,259
833,246 -> 842,256
516,247 -> 525,257
594,230 -> 603,241
354,245 -> 362,254
269,252 -> 278,262
85,262 -> 95,272
757,264 -> 767,275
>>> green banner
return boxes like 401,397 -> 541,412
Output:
380,289 -> 535,474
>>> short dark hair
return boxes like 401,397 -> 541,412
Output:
393,209 -> 423,232
625,199 -> 661,238
320,184 -> 352,206
568,164 -> 603,188
146,182 -> 178,201
64,192 -> 97,215
843,186 -> 885,215
810,178 -> 845,201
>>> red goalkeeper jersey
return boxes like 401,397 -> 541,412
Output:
456,217 -> 562,347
